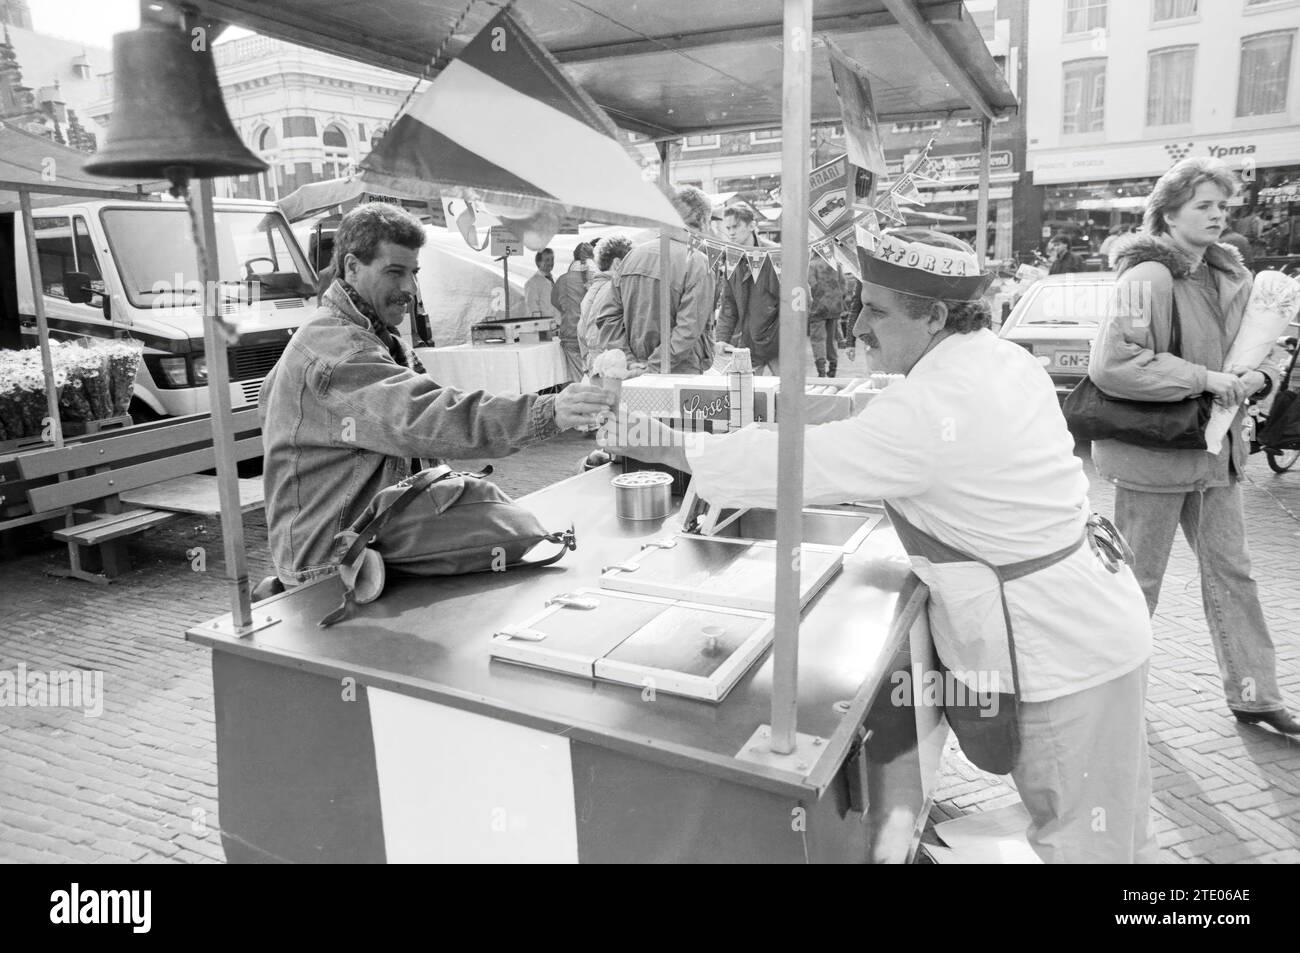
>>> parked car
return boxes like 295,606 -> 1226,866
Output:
999,272 -> 1116,398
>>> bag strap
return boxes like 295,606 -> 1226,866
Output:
1168,289 -> 1185,359
336,464 -> 495,571
508,527 -> 577,569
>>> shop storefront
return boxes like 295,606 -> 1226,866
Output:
885,148 -> 1024,262
1030,127 -> 1299,263
1253,164 -> 1299,259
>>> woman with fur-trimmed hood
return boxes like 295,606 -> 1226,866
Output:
1089,156 -> 1297,735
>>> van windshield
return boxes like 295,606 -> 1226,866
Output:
100,207 -> 316,306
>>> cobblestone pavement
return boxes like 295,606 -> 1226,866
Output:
2,350 -> 1298,863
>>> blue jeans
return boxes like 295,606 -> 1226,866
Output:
1114,482 -> 1283,713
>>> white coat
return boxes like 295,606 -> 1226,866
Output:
683,328 -> 1152,702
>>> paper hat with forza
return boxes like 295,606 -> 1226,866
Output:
857,228 -> 993,301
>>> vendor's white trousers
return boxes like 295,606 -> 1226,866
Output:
1010,662 -> 1157,863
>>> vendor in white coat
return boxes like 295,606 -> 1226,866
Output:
601,229 -> 1157,864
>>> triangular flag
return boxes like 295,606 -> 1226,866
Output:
874,193 -> 906,224
724,246 -> 743,277
746,250 -> 766,280
361,9 -> 684,241
704,242 -> 726,271
910,156 -> 946,185
893,173 -> 924,207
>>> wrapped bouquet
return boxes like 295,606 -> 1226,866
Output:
1205,271 -> 1300,453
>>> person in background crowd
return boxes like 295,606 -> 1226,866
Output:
258,204 -> 613,591
1089,156 -> 1298,736
604,229 -> 1156,863
807,254 -> 845,377
524,247 -> 558,319
577,235 -> 632,372
595,185 -> 716,373
1046,233 -> 1087,275
841,274 -> 862,363
1099,225 -> 1130,259
551,242 -> 593,379
1236,206 -> 1264,254
716,204 -> 782,374
1218,222 -> 1253,265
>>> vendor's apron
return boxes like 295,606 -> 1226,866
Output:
882,503 -> 1130,775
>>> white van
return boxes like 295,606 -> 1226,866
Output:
10,197 -> 317,418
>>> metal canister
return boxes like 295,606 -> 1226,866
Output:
611,471 -> 673,521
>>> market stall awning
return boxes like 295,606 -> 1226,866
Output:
277,174 -> 446,223
184,0 -> 1017,136
0,122 -> 167,211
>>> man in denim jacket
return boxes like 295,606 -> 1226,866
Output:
260,204 -> 612,587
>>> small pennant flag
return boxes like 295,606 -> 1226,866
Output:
874,193 -> 906,225
892,173 -> 924,207
909,154 -> 946,185
746,250 -> 766,279
361,9 -> 684,244
724,246 -> 743,278
705,243 -> 726,271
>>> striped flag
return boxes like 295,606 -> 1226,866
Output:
361,9 -> 684,244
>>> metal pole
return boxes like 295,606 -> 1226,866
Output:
502,256 -> 510,321
976,117 -> 991,267
657,140 -> 673,374
771,0 -> 811,754
18,190 -> 63,448
193,178 -> 254,631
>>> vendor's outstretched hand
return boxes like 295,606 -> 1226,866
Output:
554,383 -> 615,431
597,411 -> 688,471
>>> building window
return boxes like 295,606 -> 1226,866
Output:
890,119 -> 941,133
1152,0 -> 1197,20
751,129 -> 781,143
1065,0 -> 1107,35
282,115 -> 318,138
322,123 -> 351,179
1147,46 -> 1195,125
1237,31 -> 1294,116
682,134 -> 719,150
257,127 -> 278,152
1062,58 -> 1107,133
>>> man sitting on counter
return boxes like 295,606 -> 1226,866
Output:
258,203 -> 613,591
600,229 -> 1156,864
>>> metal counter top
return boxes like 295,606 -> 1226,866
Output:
187,465 -> 923,799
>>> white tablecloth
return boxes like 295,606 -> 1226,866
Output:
414,341 -> 571,395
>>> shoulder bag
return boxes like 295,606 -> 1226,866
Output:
1063,293 -> 1214,450
320,465 -> 576,627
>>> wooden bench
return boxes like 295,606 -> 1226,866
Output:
7,408 -> 263,583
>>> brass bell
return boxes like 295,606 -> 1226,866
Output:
85,22 -> 267,189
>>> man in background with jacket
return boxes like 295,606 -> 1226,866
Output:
595,185 -> 715,373
716,204 -> 782,374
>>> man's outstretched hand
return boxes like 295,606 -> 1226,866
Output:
554,383 -> 615,431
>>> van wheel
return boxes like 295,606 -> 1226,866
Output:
128,397 -> 162,423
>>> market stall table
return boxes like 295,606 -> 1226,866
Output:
415,341 -> 570,394
187,465 -> 948,863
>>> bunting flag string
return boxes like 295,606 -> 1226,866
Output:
671,137 -> 941,280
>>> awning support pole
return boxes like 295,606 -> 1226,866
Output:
771,0 -> 812,755
658,140 -> 673,375
193,178 -> 254,632
18,189 -> 63,449
976,117 -> 991,267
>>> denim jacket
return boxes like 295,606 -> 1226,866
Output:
259,281 -> 560,585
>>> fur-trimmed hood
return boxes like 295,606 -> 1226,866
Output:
1108,233 -> 1247,279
